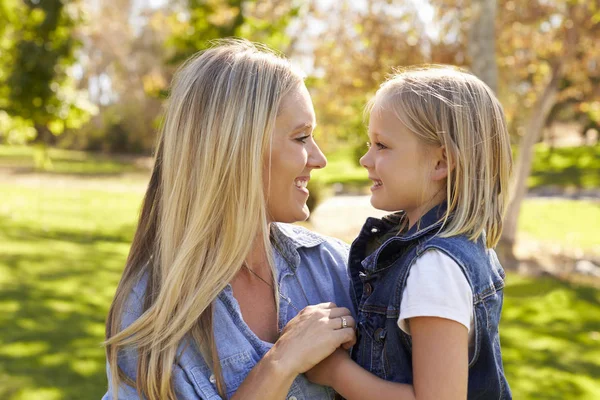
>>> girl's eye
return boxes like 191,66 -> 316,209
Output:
366,141 -> 387,150
296,135 -> 310,144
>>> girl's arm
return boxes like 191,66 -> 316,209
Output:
307,316 -> 468,400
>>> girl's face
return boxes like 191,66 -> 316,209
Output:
360,101 -> 446,226
265,83 -> 327,223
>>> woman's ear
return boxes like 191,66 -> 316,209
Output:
431,146 -> 450,181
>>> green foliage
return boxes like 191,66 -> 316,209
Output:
0,0 -> 95,143
528,143 -> 600,190
167,0 -> 297,64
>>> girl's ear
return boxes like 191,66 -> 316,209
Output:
431,146 -> 450,181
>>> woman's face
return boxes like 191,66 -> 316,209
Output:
265,83 -> 327,223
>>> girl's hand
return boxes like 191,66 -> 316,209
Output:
267,302 -> 355,377
305,347 -> 351,387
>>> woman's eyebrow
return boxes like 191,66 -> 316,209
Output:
291,123 -> 315,133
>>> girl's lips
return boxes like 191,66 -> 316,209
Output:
369,177 -> 383,191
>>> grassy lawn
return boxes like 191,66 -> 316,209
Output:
0,181 -> 599,399
0,145 -> 147,175
0,185 -> 141,400
518,199 -> 600,254
501,274 -> 600,399
0,144 -> 598,399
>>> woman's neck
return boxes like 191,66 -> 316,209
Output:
243,228 -> 272,276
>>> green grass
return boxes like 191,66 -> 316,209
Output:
0,143 -> 598,399
502,274 -> 600,399
518,199 -> 600,253
0,145 -> 147,175
0,181 -> 599,399
0,184 -> 142,399
314,143 -> 600,191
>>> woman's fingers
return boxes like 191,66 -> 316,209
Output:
327,307 -> 352,319
326,315 -> 356,330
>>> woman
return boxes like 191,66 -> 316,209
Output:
103,39 -> 356,400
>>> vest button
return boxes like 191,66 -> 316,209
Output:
364,283 -> 373,296
374,327 -> 386,342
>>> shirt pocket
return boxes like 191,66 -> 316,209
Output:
190,351 -> 255,399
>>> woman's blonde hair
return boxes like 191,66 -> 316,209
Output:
104,38 -> 304,399
367,66 -> 512,248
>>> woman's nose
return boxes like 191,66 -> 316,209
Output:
308,140 -> 327,169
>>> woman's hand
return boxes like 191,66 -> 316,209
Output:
305,347 -> 351,387
267,302 -> 355,377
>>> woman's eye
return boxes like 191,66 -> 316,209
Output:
296,135 -> 310,143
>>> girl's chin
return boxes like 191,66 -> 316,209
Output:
369,196 -> 399,212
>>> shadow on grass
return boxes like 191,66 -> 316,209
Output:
501,274 -> 600,399
0,216 -> 135,400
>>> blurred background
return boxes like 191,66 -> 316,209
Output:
0,0 -> 599,399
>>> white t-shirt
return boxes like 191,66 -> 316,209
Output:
398,249 -> 475,354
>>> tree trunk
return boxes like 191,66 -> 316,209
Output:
468,0 -> 498,92
497,62 -> 563,267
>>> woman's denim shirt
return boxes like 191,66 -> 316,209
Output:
349,204 -> 512,399
103,223 -> 355,399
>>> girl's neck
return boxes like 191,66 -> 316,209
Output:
407,191 -> 447,230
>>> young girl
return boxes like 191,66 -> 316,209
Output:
306,66 -> 512,399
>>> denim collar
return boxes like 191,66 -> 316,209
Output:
401,201 -> 449,241
359,202 -> 449,274
269,223 -> 326,272
271,223 -> 326,248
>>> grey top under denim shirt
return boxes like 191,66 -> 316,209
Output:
102,223 -> 355,400
349,203 -> 512,399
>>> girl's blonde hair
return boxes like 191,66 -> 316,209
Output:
104,38 -> 304,399
367,66 -> 512,248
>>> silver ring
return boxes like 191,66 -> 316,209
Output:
341,316 -> 348,329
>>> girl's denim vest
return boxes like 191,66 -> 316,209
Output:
349,204 -> 512,399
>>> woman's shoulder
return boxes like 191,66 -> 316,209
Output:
120,269 -> 150,330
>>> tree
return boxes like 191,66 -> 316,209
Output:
468,0 -> 498,92
167,0 -> 301,64
498,0 -> 599,260
309,0 -> 429,153
1,0 -> 95,151
431,0 -> 600,264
